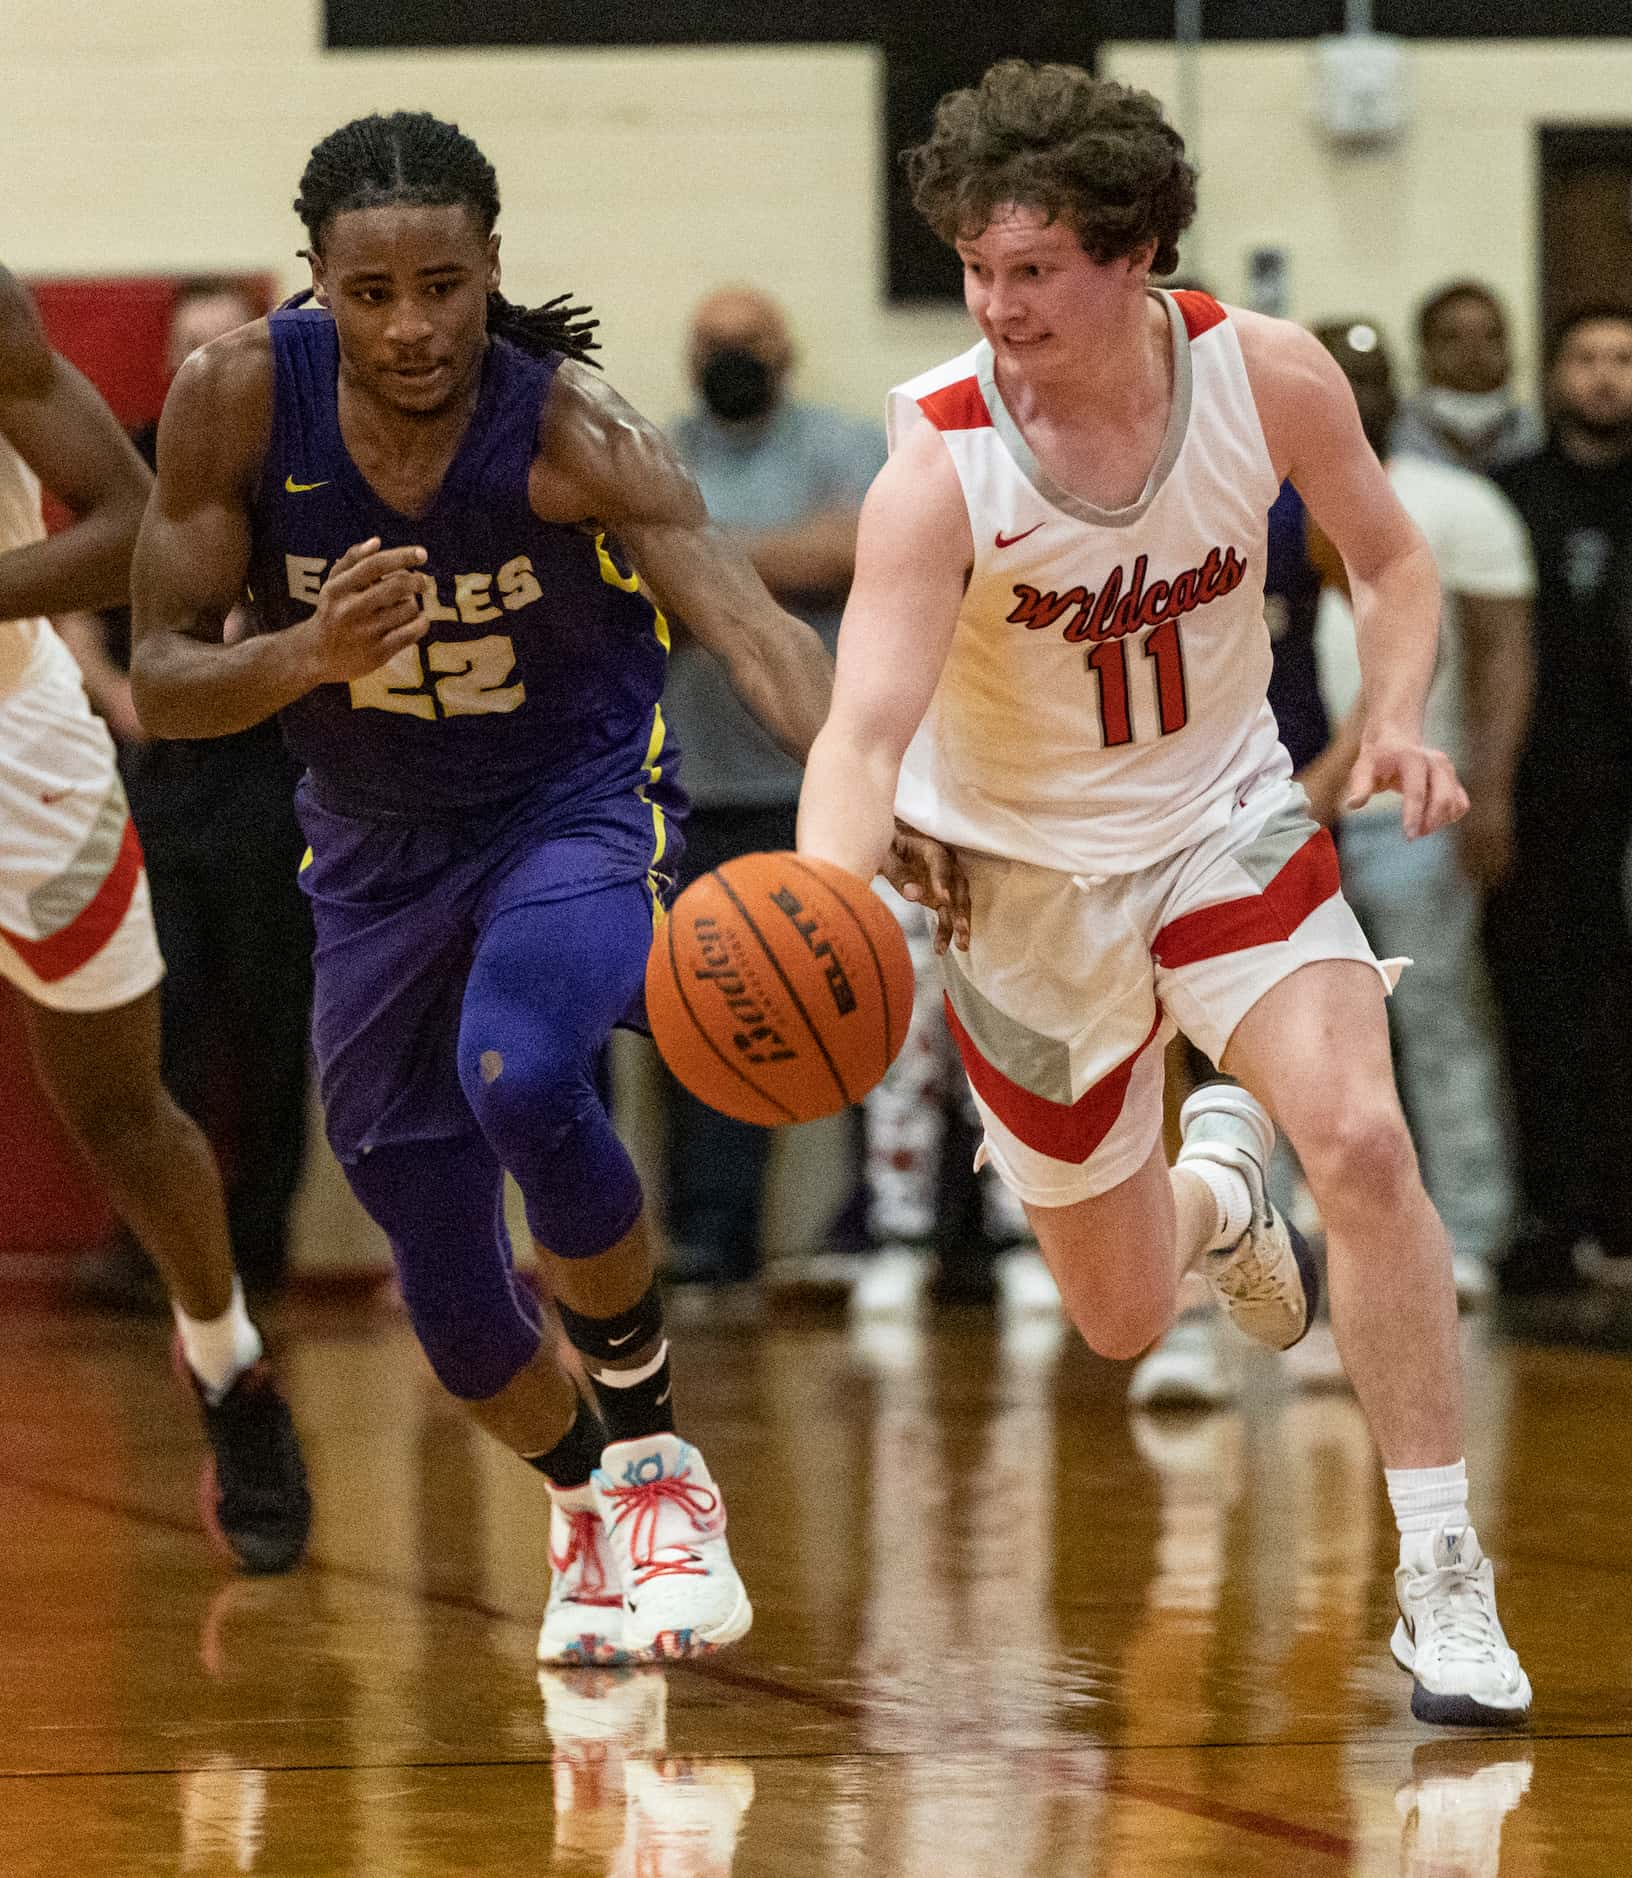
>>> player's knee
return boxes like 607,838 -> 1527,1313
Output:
60,1078 -> 184,1177
1082,1305 -> 1170,1362
412,1304 -> 540,1402
459,1032 -> 586,1146
1299,1101 -> 1418,1205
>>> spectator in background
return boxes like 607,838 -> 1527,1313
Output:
60,278 -> 312,1305
660,286 -> 884,1291
1392,281 -> 1543,475
1486,306 -> 1632,1294
1304,318 -> 1531,1307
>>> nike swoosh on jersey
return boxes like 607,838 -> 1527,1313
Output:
995,523 -> 1044,548
284,474 -> 330,493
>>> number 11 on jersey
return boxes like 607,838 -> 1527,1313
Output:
1084,619 -> 1189,747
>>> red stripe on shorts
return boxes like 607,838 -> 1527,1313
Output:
0,815 -> 145,984
1151,826 -> 1339,970
944,996 -> 1165,1164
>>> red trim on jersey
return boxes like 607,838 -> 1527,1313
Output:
0,816 -> 144,984
917,376 -> 993,432
945,998 -> 1165,1163
1151,828 -> 1339,970
1171,290 -> 1228,340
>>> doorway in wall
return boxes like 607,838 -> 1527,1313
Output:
1540,125 -> 1632,346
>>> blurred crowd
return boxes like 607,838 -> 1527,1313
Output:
48,269 -> 1632,1376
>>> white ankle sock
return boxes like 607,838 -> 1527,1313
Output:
1386,1459 -> 1470,1572
174,1279 -> 262,1403
1178,1160 -> 1253,1252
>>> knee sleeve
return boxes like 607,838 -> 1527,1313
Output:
457,891 -> 650,1260
343,1133 -> 541,1400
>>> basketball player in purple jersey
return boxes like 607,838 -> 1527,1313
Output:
800,64 -> 1531,1725
130,113 -> 836,1663
0,266 -> 308,1573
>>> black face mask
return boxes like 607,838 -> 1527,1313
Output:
700,346 -> 777,423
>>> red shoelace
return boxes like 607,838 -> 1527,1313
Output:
601,1472 -> 720,1586
551,1509 -> 621,1607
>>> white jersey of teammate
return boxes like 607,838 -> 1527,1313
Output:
0,428 -> 161,1010
888,289 -> 1288,876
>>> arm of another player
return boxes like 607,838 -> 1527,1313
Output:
1241,314 -> 1464,839
534,366 -> 832,763
0,266 -> 150,619
797,423 -> 971,933
130,333 -> 428,739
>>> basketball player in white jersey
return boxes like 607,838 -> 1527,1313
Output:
799,63 -> 1530,1726
0,265 -> 309,1571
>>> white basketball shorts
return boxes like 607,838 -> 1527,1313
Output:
0,631 -> 162,1013
939,767 -> 1401,1207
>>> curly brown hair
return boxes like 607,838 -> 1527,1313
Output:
905,61 -> 1197,276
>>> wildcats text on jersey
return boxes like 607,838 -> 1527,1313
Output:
1007,546 -> 1247,645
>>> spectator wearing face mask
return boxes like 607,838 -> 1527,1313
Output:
659,287 -> 885,1292
1392,281 -> 1544,476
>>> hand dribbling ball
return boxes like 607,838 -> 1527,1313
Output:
645,851 -> 915,1126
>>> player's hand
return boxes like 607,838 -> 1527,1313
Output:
1292,748 -> 1348,827
303,538 -> 430,682
1457,793 -> 1516,888
882,818 -> 970,954
1345,735 -> 1468,838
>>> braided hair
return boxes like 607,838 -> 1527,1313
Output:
293,111 -> 599,367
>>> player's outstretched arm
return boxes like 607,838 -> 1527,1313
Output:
1241,312 -> 1465,839
131,332 -> 428,739
797,424 -> 970,893
533,365 -> 833,763
0,266 -> 150,621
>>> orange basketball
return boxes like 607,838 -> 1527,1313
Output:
645,851 -> 915,1127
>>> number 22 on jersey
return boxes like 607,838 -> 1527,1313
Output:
349,637 -> 524,718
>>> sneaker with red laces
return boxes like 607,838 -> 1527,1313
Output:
538,1485 -> 628,1666
592,1434 -> 752,1661
183,1353 -> 311,1575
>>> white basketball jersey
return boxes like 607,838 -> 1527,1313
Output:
889,290 -> 1287,876
0,431 -> 51,695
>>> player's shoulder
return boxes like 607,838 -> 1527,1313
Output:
889,342 -> 988,426
158,321 -> 273,486
166,320 -> 273,427
534,358 -> 696,523
1227,306 -> 1340,386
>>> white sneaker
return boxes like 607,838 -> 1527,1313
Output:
1128,1311 -> 1238,1409
1391,1527 -> 1532,1727
620,1756 -> 757,1877
593,1434 -> 753,1661
1179,1085 -> 1318,1351
538,1485 -> 629,1667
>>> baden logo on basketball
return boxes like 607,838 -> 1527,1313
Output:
689,914 -> 797,1065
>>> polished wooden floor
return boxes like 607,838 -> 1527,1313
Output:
1,1289 -> 1628,1877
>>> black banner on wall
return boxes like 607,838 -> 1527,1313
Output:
325,1 -> 1627,298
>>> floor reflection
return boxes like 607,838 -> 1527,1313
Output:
538,1668 -> 754,1876
1393,1744 -> 1533,1878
